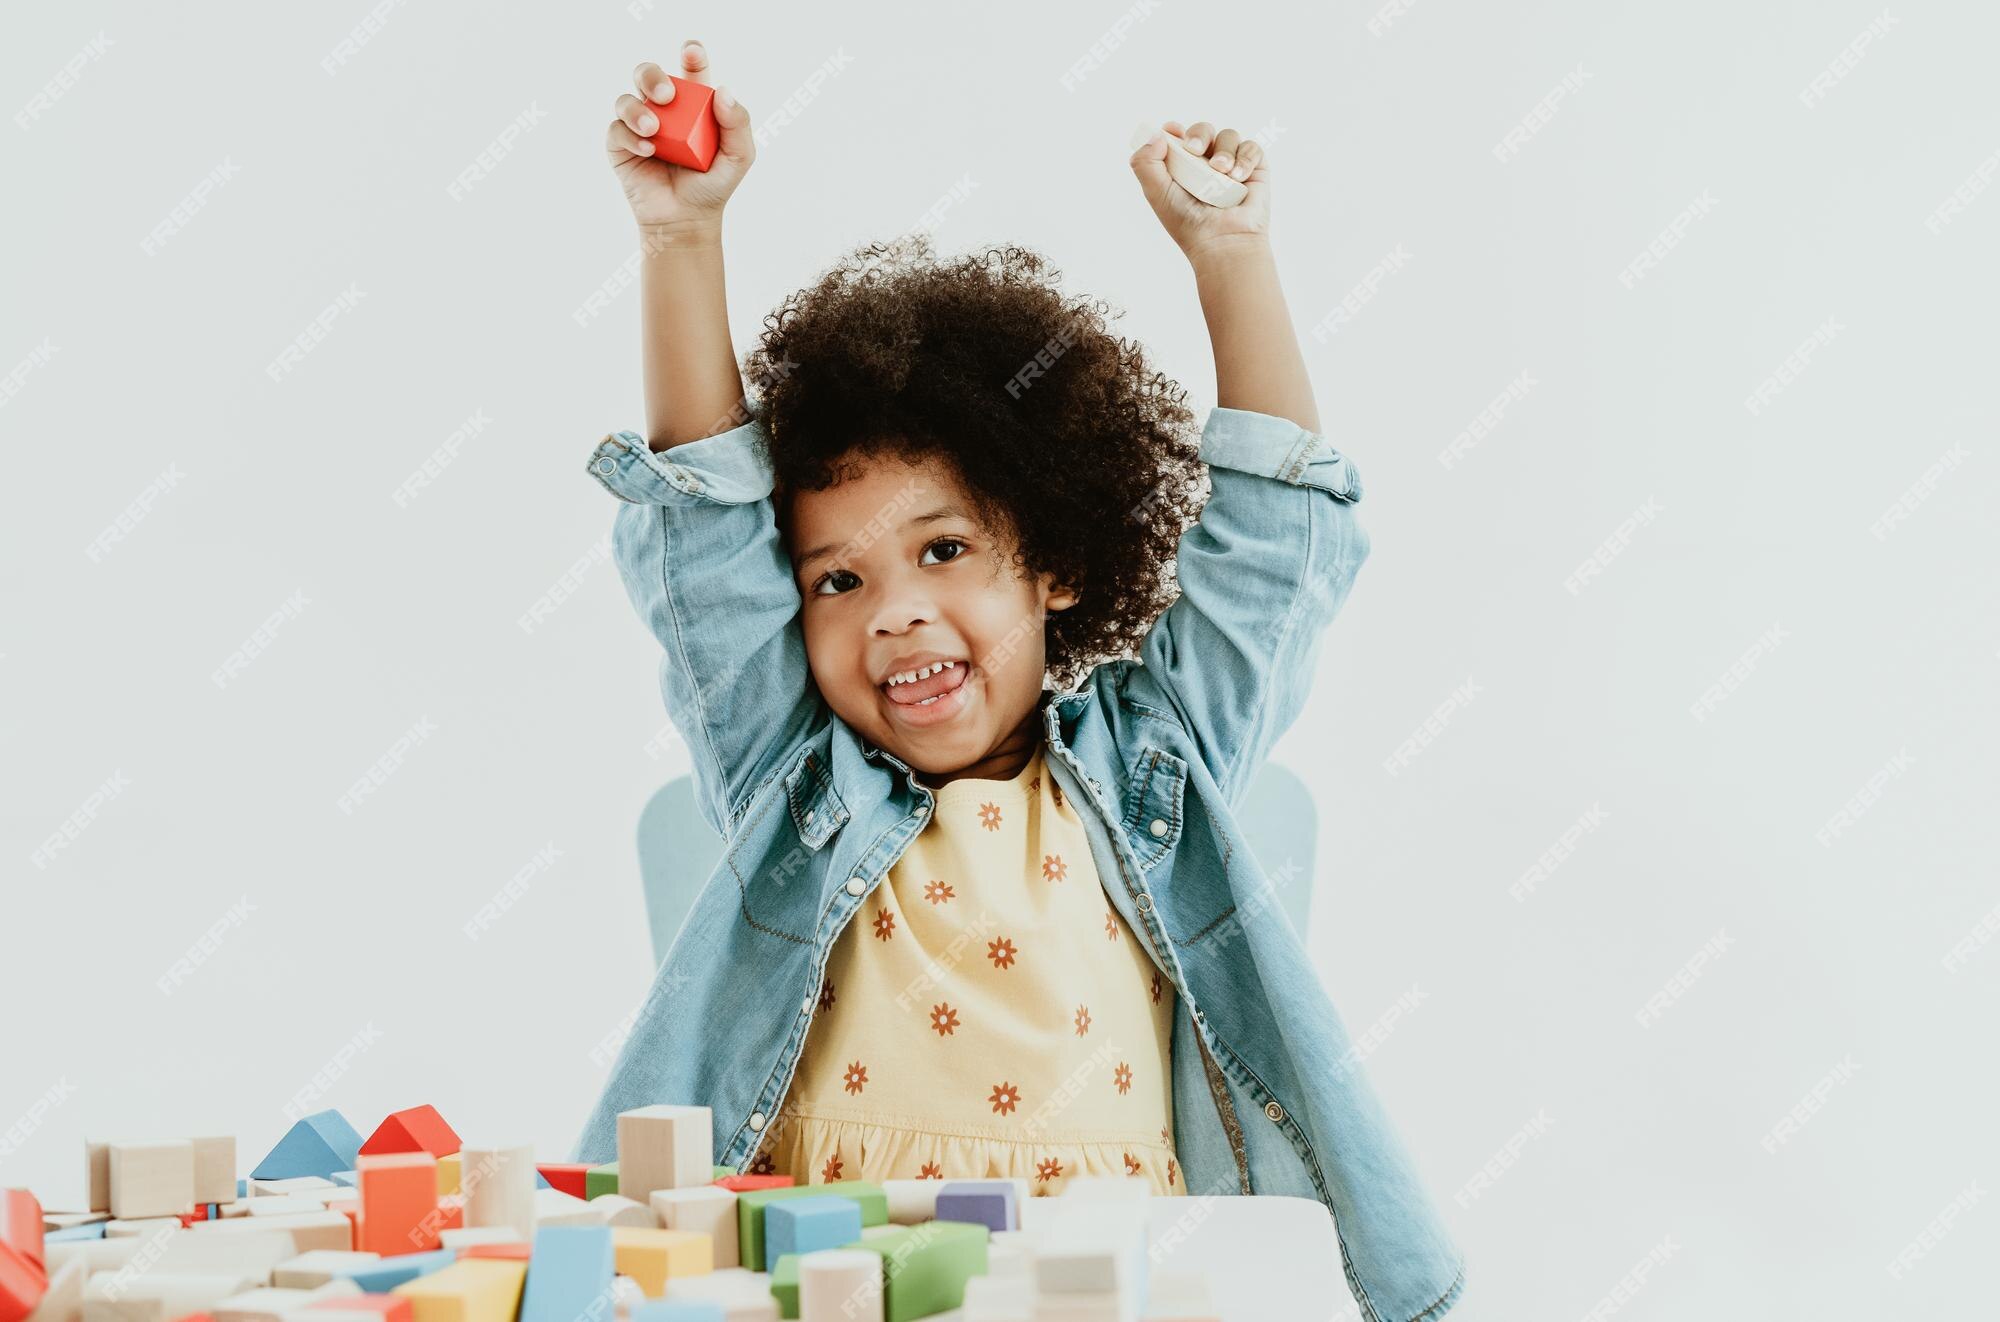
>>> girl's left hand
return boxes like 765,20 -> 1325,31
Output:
1128,120 -> 1270,256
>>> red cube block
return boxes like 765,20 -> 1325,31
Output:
357,1152 -> 440,1256
646,74 -> 718,171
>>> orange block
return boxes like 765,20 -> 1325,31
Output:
459,1244 -> 530,1261
645,74 -> 719,171
713,1174 -> 791,1194
358,1152 -> 440,1256
534,1165 -> 590,1200
360,1107 -> 462,1159
302,1296 -> 411,1322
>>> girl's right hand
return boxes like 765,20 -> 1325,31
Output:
606,41 -> 754,233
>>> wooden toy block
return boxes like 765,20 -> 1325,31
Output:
357,1155 -> 438,1257
761,1200 -> 859,1273
530,1168 -> 588,1203
329,1175 -> 359,1191
628,1303 -> 723,1322
435,1228 -> 516,1251
609,1277 -> 643,1319
579,1199 -> 653,1231
80,1273 -> 240,1322
455,1245 -> 528,1262
878,1182 -> 938,1228
431,1160 -> 458,1201
83,1146 -> 114,1216
933,1181 -> 1017,1234
246,1179 -> 335,1201
609,1228 -> 710,1299
23,1255 -> 83,1322
435,1198 -> 462,1235
297,1295 -> 412,1322
108,1144 -> 194,1221
647,1189 -> 738,1271
388,1259 -> 525,1322
644,75 -> 718,172
456,1149 -> 532,1245
244,1199 -> 327,1219
253,1115 -> 363,1183
957,1271 -> 1031,1321
192,1211 -> 352,1255
40,1214 -> 108,1235
796,1248 -> 880,1322
734,1185 -> 884,1275
517,1226 -> 612,1322
764,1254 -> 797,1320
1137,1268 -> 1217,1321
341,1250 -> 456,1295
837,1222 -> 986,1322
103,1220 -> 181,1239
359,1111 -> 460,1163
188,1142 -> 235,1210
0,1242 -> 43,1322
583,1169 -> 618,1203
615,1109 -> 711,1206
1026,1215 -> 1143,1302
708,1178 -> 786,1197
1127,123 -> 1248,209
272,1251 -> 382,1289
656,1267 -> 774,1321
528,1192 -> 593,1229
209,1280 -> 357,1322
41,1225 -> 104,1246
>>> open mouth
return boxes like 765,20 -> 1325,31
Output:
879,661 -> 971,723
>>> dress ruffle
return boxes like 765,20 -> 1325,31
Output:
752,1107 -> 1182,1197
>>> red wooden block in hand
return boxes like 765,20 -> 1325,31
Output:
646,75 -> 719,171
535,1164 -> 591,1200
714,1174 -> 792,1193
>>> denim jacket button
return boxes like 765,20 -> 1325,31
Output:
748,1112 -> 766,1131
845,876 -> 865,896
1265,1100 -> 1285,1123
1136,893 -> 1152,912
595,457 -> 615,475
1148,818 -> 1168,838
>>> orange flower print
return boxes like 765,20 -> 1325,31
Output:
989,1081 -> 1022,1116
1113,1062 -> 1133,1095
1167,1157 -> 1177,1187
978,802 -> 1002,831
918,1161 -> 943,1180
1051,781 -> 1063,809
843,1061 -> 869,1095
1160,1126 -> 1171,1145
1041,853 -> 1067,883
872,907 -> 895,940
923,878 -> 955,905
1074,1004 -> 1091,1036
987,936 -> 1018,969
1104,911 -> 1119,940
1150,971 -> 1163,1004
821,1152 -> 844,1183
930,1002 -> 961,1036
749,1151 -> 776,1176
1123,1152 -> 1141,1177
1035,1157 -> 1063,1183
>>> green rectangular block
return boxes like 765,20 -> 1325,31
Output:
711,1165 -> 735,1180
585,1162 -> 619,1199
768,1251 -> 800,1319
737,1180 -> 888,1271
841,1221 -> 987,1322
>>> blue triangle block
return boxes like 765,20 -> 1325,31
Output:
251,1108 -> 364,1179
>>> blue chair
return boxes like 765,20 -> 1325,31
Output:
637,761 -> 1317,970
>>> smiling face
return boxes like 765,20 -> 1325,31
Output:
786,450 -> 1077,787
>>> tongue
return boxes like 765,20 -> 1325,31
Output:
886,664 -> 966,705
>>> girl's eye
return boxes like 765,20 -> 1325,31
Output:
808,538 -> 968,597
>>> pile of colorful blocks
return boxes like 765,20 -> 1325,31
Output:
0,1105 -> 1219,1322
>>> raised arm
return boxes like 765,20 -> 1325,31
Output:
1117,120 -> 1367,804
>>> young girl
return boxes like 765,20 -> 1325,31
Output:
573,41 -> 1463,1320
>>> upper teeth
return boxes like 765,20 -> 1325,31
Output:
886,660 -> 958,687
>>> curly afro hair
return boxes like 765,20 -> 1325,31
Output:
742,231 -> 1207,693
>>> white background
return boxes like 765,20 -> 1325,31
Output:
4,1 -> 1996,1317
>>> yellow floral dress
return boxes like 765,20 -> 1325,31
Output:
749,741 -> 1181,1196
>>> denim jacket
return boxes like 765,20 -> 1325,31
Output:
570,404 -> 1464,1321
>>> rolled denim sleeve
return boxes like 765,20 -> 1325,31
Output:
1116,406 -> 1370,806
586,413 -> 823,839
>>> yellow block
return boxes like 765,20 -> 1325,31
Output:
436,1153 -> 461,1196
610,1226 -> 713,1297
391,1258 -> 527,1322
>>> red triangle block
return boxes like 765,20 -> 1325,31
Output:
359,1105 -> 461,1158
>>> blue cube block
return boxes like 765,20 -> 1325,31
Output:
344,1247 -> 458,1292
934,1179 -> 1018,1233
763,1195 -> 863,1270
521,1226 -> 615,1322
631,1304 -> 724,1322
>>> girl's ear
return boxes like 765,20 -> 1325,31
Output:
1046,582 -> 1080,613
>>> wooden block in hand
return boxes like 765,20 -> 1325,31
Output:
644,76 -> 718,172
